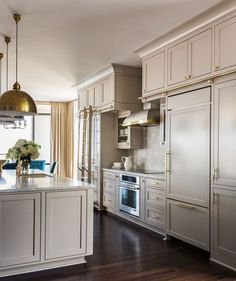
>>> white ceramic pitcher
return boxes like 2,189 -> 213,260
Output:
121,156 -> 133,171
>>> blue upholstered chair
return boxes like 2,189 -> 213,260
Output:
2,162 -> 17,170
50,161 -> 58,174
30,160 -> 46,171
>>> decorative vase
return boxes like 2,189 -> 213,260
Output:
20,157 -> 31,174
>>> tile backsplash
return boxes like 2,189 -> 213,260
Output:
129,126 -> 165,171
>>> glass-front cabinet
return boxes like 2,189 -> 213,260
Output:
117,111 -> 142,149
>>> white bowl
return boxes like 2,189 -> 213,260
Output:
113,162 -> 122,168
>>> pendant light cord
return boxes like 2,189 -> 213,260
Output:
13,14 -> 21,91
16,18 -> 18,84
5,37 -> 10,91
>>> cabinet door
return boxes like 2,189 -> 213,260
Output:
87,86 -> 95,106
78,89 -> 88,110
94,83 -> 102,107
215,16 -> 236,72
102,76 -> 114,105
143,51 -> 165,94
45,191 -> 86,260
167,103 -> 210,207
0,193 -> 40,267
212,188 -> 236,268
168,41 -> 188,86
188,29 -> 212,79
167,199 -> 209,251
213,79 -> 236,187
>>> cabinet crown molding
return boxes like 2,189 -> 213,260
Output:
135,0 -> 236,58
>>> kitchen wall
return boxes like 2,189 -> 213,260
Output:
129,125 -> 165,171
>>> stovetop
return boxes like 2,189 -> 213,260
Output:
110,168 -> 164,175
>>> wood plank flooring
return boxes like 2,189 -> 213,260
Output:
2,211 -> 236,281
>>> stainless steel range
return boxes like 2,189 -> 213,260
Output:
119,173 -> 140,217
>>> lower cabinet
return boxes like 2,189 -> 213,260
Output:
211,188 -> 236,268
103,171 -> 118,211
45,191 -> 87,260
0,193 -> 41,267
167,199 -> 209,251
144,185 -> 165,230
0,189 -> 93,277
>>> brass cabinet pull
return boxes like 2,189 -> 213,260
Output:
213,168 -> 218,181
150,214 -> 160,219
150,195 -> 160,200
177,203 -> 195,210
165,152 -> 171,173
213,192 -> 218,205
214,65 -> 220,71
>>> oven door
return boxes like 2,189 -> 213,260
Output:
119,183 -> 140,217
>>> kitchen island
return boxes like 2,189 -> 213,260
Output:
0,170 -> 93,277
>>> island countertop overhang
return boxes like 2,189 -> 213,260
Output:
0,170 -> 94,193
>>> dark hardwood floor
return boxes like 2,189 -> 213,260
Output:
2,211 -> 236,281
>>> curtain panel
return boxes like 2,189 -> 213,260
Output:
51,101 -> 75,178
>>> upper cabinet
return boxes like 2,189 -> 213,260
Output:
77,65 -> 142,113
167,29 -> 212,86
168,40 -> 188,86
101,76 -> 114,106
142,51 -> 165,95
214,15 -> 236,73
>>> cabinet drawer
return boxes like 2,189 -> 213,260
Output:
167,199 -> 209,251
145,178 -> 165,189
145,206 -> 165,229
146,188 -> 165,207
103,179 -> 116,195
103,193 -> 115,209
103,171 -> 117,180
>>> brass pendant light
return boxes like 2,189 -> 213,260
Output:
0,36 -> 26,129
0,14 -> 37,116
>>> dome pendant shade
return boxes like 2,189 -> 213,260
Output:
0,87 -> 37,116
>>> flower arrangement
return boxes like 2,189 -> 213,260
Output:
6,139 -> 41,162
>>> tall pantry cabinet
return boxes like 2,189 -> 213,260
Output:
211,75 -> 236,269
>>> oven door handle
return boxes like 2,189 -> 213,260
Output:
119,184 -> 140,191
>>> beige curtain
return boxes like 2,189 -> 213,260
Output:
51,101 -> 75,178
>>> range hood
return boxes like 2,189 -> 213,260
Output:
123,109 -> 160,127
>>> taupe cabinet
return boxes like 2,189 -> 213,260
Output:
103,170 -> 119,211
214,15 -> 236,73
77,64 -> 141,113
212,79 -> 236,187
211,76 -> 236,269
167,29 -> 212,86
45,191 -> 87,260
142,51 -> 165,94
140,11 -> 236,102
0,189 -> 93,277
117,111 -> 142,149
142,177 -> 165,230
167,87 -> 211,251
0,193 -> 40,267
103,169 -> 166,235
212,188 -> 236,269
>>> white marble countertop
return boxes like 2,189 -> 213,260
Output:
0,170 -> 94,193
103,168 -> 166,180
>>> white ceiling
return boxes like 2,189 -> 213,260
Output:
0,0 -> 223,101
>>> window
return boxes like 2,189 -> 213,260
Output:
0,104 -> 51,165
34,104 -> 51,164
0,116 -> 33,159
